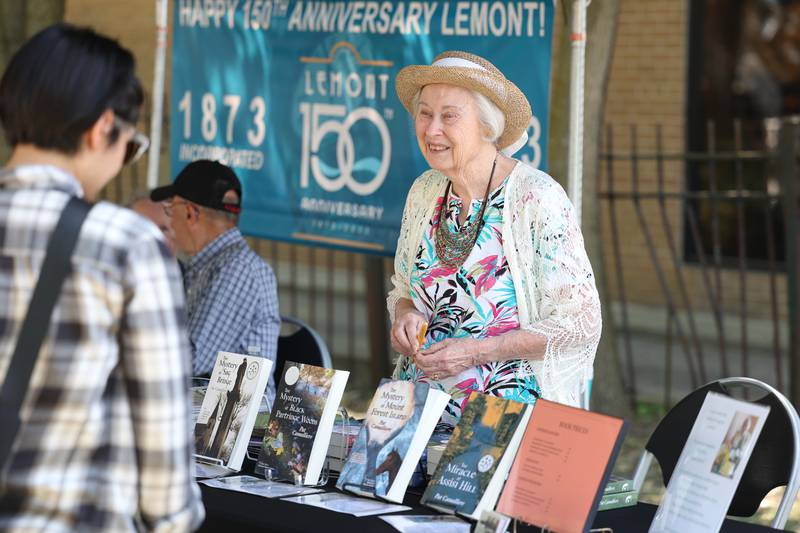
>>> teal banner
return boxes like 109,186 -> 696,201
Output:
171,1 -> 555,255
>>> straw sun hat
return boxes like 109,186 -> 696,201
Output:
395,50 -> 532,154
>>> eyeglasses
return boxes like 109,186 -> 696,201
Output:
162,199 -> 190,217
113,117 -> 150,165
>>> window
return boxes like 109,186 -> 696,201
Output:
685,0 -> 799,266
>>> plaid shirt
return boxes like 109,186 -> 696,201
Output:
0,166 -> 204,532
183,227 -> 279,407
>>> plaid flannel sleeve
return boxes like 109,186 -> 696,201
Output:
189,258 -> 279,376
120,236 -> 204,532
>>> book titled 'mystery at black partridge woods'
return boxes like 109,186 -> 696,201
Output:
256,362 -> 349,485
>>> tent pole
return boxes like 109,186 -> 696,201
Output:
147,0 -> 169,189
569,0 -> 591,408
568,0 -> 587,227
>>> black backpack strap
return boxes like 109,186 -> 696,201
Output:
0,196 -> 93,471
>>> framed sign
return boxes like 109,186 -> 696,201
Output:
171,0 -> 555,254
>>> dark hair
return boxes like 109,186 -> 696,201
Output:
0,23 -> 144,153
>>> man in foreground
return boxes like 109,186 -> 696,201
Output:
151,159 -> 280,406
0,24 -> 203,532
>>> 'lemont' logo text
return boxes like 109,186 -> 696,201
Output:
298,41 -> 391,200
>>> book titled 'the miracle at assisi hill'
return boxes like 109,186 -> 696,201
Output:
421,392 -> 532,520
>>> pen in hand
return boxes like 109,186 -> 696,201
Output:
416,323 -> 428,351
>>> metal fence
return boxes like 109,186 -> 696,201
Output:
598,118 -> 800,407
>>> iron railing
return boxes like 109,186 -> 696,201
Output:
598,119 -> 796,407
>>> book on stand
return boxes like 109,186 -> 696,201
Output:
336,379 -> 450,503
193,351 -> 273,478
604,473 -> 634,494
421,392 -> 533,520
649,392 -> 770,533
496,399 -> 627,533
256,361 -> 349,485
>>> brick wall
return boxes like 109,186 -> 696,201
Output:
600,0 -> 786,321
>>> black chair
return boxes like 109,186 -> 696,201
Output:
274,315 -> 332,382
632,377 -> 800,529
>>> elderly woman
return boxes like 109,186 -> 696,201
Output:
388,51 -> 601,425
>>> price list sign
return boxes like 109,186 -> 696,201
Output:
171,0 -> 555,254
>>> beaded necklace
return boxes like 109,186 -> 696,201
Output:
434,154 -> 498,269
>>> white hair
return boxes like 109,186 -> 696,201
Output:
410,87 -> 505,145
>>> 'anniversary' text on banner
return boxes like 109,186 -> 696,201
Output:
171,0 -> 555,254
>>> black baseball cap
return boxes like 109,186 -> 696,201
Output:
150,159 -> 242,214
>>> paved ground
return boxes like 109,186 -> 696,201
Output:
617,329 -> 789,403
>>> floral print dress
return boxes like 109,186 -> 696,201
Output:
396,176 -> 541,426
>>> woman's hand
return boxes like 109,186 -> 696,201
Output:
391,302 -> 427,356
415,338 -> 481,380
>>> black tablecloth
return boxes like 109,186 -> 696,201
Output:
198,482 -> 439,533
198,482 -> 785,532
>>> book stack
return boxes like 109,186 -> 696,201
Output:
191,386 -> 205,427
424,427 -> 452,476
325,420 -> 362,472
425,442 -> 447,476
247,402 -> 272,459
597,475 -> 638,511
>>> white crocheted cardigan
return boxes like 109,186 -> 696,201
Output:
387,162 -> 602,407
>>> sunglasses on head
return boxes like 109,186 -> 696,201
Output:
113,117 -> 150,165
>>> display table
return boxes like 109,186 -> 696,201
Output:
198,481 -> 786,532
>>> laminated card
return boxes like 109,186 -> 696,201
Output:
256,361 -> 349,484
194,351 -> 273,473
496,399 -> 627,533
421,392 -> 533,520
648,392 -> 769,533
336,379 -> 450,503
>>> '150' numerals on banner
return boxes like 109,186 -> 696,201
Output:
177,91 -> 266,147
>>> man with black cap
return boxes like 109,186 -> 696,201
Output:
151,159 -> 280,406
